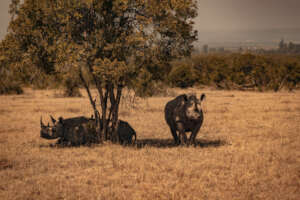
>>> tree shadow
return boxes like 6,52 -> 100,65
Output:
135,138 -> 228,149
39,138 -> 228,149
39,140 -> 100,148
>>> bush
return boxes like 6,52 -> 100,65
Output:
168,60 -> 197,88
0,80 -> 23,95
131,69 -> 156,97
63,77 -> 82,97
189,53 -> 300,91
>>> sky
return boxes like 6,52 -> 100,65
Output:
196,0 -> 300,31
1,0 -> 300,42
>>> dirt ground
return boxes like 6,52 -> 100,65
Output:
0,88 -> 299,200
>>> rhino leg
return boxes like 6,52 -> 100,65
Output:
179,131 -> 188,145
168,121 -> 179,144
189,125 -> 201,145
177,122 -> 187,145
56,138 -> 70,146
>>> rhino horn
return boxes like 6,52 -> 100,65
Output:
50,115 -> 56,124
200,93 -> 206,101
40,116 -> 46,127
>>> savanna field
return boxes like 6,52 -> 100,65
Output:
0,88 -> 299,200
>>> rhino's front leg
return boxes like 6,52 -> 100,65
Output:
176,122 -> 187,145
189,125 -> 201,146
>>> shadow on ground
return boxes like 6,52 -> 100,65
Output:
39,138 -> 228,149
135,138 -> 228,149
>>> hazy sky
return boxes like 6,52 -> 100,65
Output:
196,0 -> 300,31
1,0 -> 300,39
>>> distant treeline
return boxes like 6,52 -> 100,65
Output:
168,53 -> 300,91
1,53 -> 300,95
200,40 -> 300,55
278,39 -> 300,54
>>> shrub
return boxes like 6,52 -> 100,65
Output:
0,80 -> 23,95
168,60 -> 197,88
131,69 -> 157,97
63,77 -> 82,97
190,53 -> 300,91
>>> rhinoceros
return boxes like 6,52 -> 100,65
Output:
116,120 -> 136,145
40,115 -> 99,145
40,115 -> 136,146
164,93 -> 206,145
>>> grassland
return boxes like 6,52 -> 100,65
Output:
0,88 -> 299,200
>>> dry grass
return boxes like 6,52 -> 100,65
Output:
0,88 -> 299,200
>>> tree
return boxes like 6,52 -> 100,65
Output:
7,0 -> 198,142
0,33 -> 24,94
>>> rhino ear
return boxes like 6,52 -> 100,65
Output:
183,94 -> 188,101
40,116 -> 46,127
58,117 -> 64,123
50,115 -> 56,124
200,93 -> 206,101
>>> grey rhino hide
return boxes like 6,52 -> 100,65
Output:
117,120 -> 137,145
60,119 -> 99,146
41,115 -> 136,146
164,93 -> 205,145
40,116 -> 92,145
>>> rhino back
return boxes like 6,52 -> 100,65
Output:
62,117 -> 89,127
165,95 -> 187,124
118,120 -> 136,143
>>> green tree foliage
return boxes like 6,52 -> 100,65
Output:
7,0 -> 198,141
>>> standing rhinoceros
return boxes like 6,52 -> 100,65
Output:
164,93 -> 206,145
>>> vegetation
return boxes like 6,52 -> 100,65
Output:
187,53 -> 300,91
0,79 -> 23,95
168,59 -> 198,88
2,0 -> 198,141
1,1 -> 299,100
278,39 -> 300,54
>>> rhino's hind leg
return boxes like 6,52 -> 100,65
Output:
56,138 -> 70,146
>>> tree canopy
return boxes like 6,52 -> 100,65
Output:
4,0 -> 198,142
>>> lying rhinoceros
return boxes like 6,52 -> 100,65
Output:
40,115 -> 136,146
40,115 -> 99,145
116,120 -> 136,145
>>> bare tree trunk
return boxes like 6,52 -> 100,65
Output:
86,61 -> 107,140
101,86 -> 109,140
79,68 -> 97,116
81,60 -> 124,143
110,84 -> 123,143
78,68 -> 101,142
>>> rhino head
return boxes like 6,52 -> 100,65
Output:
40,115 -> 64,139
184,93 -> 206,120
